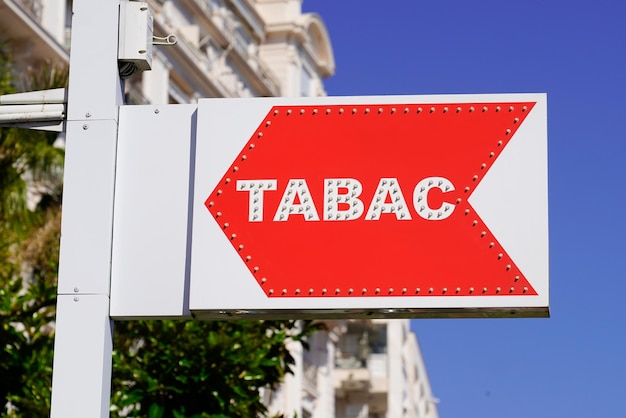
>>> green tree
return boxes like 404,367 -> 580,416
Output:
111,320 -> 321,418
0,42 -> 317,418
0,46 -> 66,416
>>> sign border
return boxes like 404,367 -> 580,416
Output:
189,94 -> 549,319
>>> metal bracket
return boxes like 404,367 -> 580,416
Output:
0,88 -> 67,131
153,34 -> 177,46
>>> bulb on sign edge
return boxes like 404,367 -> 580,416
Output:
522,105 -> 528,112
269,289 -> 274,295
261,278 -> 266,284
456,107 -> 462,113
509,287 -> 515,293
481,163 -> 487,169
523,287 -> 528,293
505,129 -> 511,135
506,264 -> 511,271
257,132 -> 263,138
375,288 -> 380,294
352,108 -> 357,114
489,242 -> 495,247
253,266 -> 259,273
415,288 -> 421,294
469,287 -> 474,293
442,288 -> 447,294
473,175 -> 479,181
300,109 -> 305,115
402,288 -> 407,294
428,288 -> 434,294
489,152 -> 495,158
443,107 -> 448,113
326,108 -> 331,114
483,287 -> 487,293
388,288 -> 394,294
404,107 -> 409,113
273,109 -> 279,116
455,287 -> 461,294
464,209 -> 470,215
322,288 -> 327,295
365,108 -> 370,114
514,117 -> 519,124
223,223 -> 229,229
245,255 -> 251,262
417,107 -> 423,113
509,106 -> 514,112
472,220 -> 478,226
515,275 -> 520,282
496,287 -> 501,293
295,289 -> 301,295
286,109 -> 292,115
391,108 -> 396,114
335,288 -> 340,295
464,186 -> 470,193
481,231 -> 487,237
348,288 -> 354,295
497,140 -> 503,147
208,201 -> 214,207
233,166 -> 239,172
265,120 -> 271,127
362,288 -> 367,295
339,108 -> 344,114
230,234 -> 236,240
496,106 -> 501,112
482,106 -> 488,112
430,107 -> 436,113
309,288 -> 314,295
225,178 -> 231,184
215,212 -> 222,218
282,289 -> 287,295
241,155 -> 247,161
497,253 -> 503,259
238,244 -> 244,251
313,109 -> 318,115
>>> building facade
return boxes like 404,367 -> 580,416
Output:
1,0 -> 439,416
267,319 -> 439,418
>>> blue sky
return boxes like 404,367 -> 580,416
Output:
302,1 -> 626,417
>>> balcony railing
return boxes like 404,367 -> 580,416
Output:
15,0 -> 42,21
302,358 -> 319,396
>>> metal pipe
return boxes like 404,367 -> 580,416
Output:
0,88 -> 67,105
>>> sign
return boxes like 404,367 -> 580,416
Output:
189,94 -> 549,318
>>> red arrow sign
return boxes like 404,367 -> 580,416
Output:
204,102 -> 537,298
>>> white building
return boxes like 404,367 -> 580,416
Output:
1,1 -> 439,416
268,319 -> 439,418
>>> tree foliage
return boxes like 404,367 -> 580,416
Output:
0,42 -> 66,417
0,42 -> 315,417
111,320 -> 320,418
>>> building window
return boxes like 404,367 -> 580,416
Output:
301,66 -> 312,97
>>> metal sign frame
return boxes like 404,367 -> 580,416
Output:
109,94 -> 549,320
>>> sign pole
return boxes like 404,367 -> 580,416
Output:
50,0 -> 124,416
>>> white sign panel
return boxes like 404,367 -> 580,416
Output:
188,94 -> 549,319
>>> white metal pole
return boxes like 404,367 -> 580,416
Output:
50,0 -> 125,416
